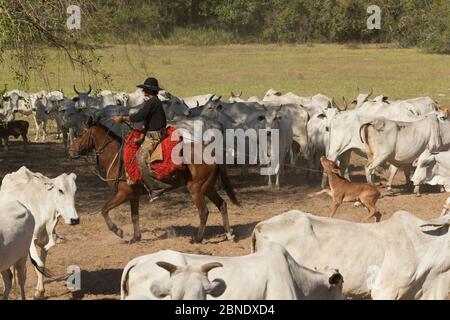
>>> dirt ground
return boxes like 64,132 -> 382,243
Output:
0,137 -> 448,300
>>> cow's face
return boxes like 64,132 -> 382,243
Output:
150,261 -> 226,300
162,98 -> 190,121
73,85 -> 93,109
50,173 -> 79,225
411,151 -> 436,187
115,92 -> 129,107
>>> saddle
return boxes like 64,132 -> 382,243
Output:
135,127 -> 186,192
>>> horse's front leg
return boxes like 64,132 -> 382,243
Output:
101,189 -> 131,239
129,197 -> 141,243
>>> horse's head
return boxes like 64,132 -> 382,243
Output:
68,117 -> 95,158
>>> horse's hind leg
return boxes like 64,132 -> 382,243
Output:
129,197 -> 141,243
101,190 -> 130,239
206,188 -> 234,241
187,181 -> 209,243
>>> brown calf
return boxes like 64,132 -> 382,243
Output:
0,120 -> 29,151
309,156 -> 382,222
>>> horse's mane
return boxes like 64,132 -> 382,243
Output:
94,123 -> 124,143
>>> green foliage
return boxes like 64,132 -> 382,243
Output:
0,0 -> 448,85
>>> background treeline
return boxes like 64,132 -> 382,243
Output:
87,0 -> 450,53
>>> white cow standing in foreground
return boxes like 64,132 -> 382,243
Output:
121,241 -> 344,300
252,210 -> 450,300
411,149 -> 450,195
0,167 -> 79,299
0,201 -> 35,300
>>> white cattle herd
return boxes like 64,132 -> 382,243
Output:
0,85 -> 449,300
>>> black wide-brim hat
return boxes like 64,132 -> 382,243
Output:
137,77 -> 163,92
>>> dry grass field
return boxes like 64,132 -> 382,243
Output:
0,44 -> 449,105
0,44 -> 449,299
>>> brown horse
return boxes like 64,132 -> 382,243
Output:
68,120 -> 240,243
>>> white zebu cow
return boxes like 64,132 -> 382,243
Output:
252,210 -> 450,300
0,167 -> 79,299
46,90 -> 68,139
265,108 -> 294,188
121,241 -> 344,300
2,89 -> 27,121
262,89 -> 334,117
360,113 -> 450,191
411,150 -> 450,195
0,201 -> 35,300
307,108 -> 340,188
27,91 -> 49,141
96,90 -> 129,108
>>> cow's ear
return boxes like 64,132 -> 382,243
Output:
420,156 -> 435,168
205,278 -> 226,298
317,113 -> 326,119
215,104 -> 223,111
412,159 -> 418,168
150,280 -> 171,299
70,173 -> 77,181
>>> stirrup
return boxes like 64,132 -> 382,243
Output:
142,181 -> 164,202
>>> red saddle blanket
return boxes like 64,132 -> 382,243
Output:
150,126 -> 186,180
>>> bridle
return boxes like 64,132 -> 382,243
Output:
81,125 -> 115,156
75,125 -> 126,187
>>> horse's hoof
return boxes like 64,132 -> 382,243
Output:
34,291 -> 45,300
415,193 -> 421,198
114,228 -> 124,239
354,201 -> 362,208
191,237 -> 203,244
128,236 -> 141,244
225,233 -> 236,242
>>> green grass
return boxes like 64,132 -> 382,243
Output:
1,44 -> 449,106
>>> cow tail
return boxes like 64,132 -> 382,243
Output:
121,263 -> 136,300
359,123 -> 374,160
218,165 -> 241,206
29,253 -> 53,278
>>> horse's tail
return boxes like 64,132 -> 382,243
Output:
218,165 -> 241,206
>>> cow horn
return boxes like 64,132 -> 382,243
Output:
201,262 -> 223,274
156,261 -> 178,275
337,97 -> 348,112
215,96 -> 222,102
357,86 -> 360,93
238,91 -> 243,97
330,98 -> 335,108
73,85 -> 80,95
208,95 -> 215,102
87,84 -> 92,95
1,84 -> 6,97
231,91 -> 236,98
368,87 -> 374,98
196,101 -> 200,108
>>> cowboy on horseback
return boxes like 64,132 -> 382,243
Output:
113,77 -> 167,196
